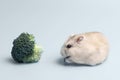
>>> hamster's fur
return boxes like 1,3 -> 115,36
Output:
61,32 -> 109,66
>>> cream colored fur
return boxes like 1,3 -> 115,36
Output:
61,32 -> 109,66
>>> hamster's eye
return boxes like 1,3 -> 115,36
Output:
66,44 -> 72,48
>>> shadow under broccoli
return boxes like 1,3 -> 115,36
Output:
11,33 -> 43,63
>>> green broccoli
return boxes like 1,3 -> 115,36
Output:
11,32 -> 43,63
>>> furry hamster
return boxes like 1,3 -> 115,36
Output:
61,32 -> 109,66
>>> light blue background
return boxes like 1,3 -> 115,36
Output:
0,0 -> 119,80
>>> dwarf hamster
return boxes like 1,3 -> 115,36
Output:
61,32 -> 109,66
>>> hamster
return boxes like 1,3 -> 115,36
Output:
61,32 -> 109,66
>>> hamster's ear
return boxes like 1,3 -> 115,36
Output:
76,36 -> 84,43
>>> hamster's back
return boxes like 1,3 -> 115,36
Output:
80,32 -> 109,65
81,32 -> 108,46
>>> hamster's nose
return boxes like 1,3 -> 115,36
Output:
66,44 -> 72,48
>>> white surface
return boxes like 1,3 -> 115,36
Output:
0,0 -> 120,80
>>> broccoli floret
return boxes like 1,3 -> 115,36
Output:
11,32 -> 43,63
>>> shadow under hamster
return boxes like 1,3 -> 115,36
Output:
57,58 -> 104,67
